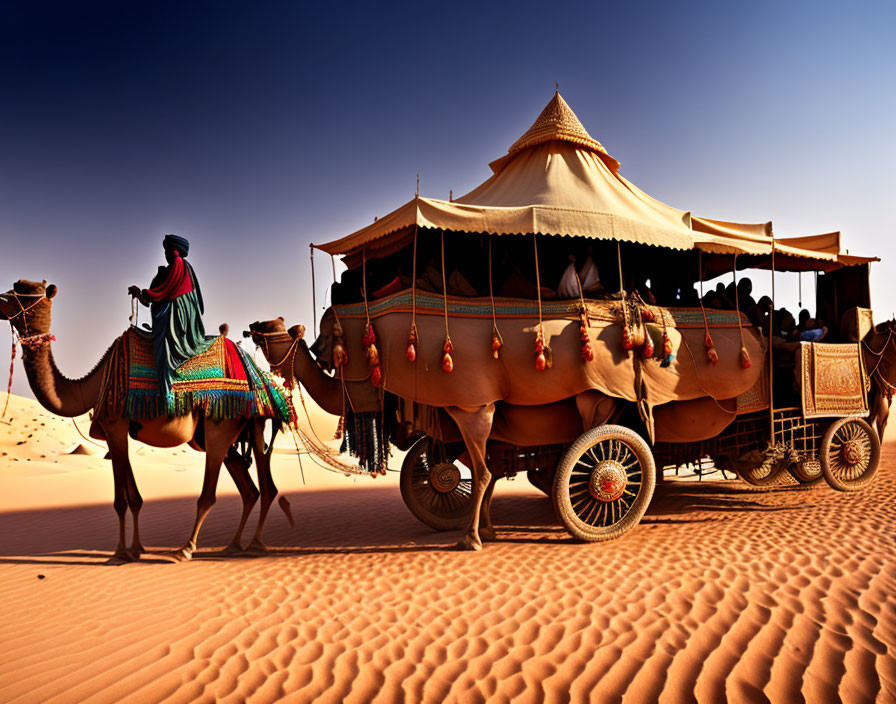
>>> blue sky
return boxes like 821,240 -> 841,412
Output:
2,1 -> 894,396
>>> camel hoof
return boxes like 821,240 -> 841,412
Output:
109,549 -> 135,563
166,544 -> 194,562
219,542 -> 242,556
479,526 -> 497,543
456,534 -> 483,551
245,539 -> 268,555
126,545 -> 144,560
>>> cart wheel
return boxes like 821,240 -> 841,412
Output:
820,418 -> 880,492
552,425 -> 656,542
400,436 -> 474,530
732,450 -> 787,487
788,458 -> 824,485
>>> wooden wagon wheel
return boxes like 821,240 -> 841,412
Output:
399,436 -> 474,531
731,450 -> 787,487
552,425 -> 656,542
788,458 -> 824,485
820,418 -> 881,492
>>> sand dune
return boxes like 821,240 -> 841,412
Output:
0,393 -> 893,702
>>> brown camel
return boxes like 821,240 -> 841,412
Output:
0,280 -> 284,562
245,318 -> 620,544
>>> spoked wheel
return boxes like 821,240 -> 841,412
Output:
788,458 -> 824,485
731,450 -> 787,487
552,425 -> 656,542
399,436 -> 474,530
821,418 -> 880,492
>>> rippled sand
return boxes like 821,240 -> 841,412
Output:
0,395 -> 893,702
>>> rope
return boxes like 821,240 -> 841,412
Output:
411,225 -> 418,330
72,417 -> 106,448
2,327 -> 14,418
733,254 -> 747,350
440,230 -> 451,342
617,242 -> 625,297
533,233 -> 544,333
362,247 -> 371,328
330,254 -> 337,287
310,245 -> 317,340
488,237 -> 502,343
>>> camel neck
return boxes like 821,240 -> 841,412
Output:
291,340 -> 344,416
20,341 -> 110,417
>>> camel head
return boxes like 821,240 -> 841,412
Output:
0,280 -> 57,337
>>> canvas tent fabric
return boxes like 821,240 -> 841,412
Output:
315,92 -> 872,268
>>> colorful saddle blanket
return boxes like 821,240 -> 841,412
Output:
96,328 -> 292,422
800,342 -> 868,419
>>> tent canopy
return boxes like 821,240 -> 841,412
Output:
315,92 -> 874,270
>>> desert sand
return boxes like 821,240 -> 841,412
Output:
0,393 -> 893,703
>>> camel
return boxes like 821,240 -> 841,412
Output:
253,301 -> 893,550
0,280 -> 286,562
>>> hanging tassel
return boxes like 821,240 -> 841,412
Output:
333,414 -> 345,441
661,330 -> 675,367
705,332 -> 719,365
332,319 -> 347,369
641,307 -> 655,323
580,314 -> 594,362
534,328 -> 547,371
740,346 -> 751,369
442,338 -> 454,373
491,331 -> 502,359
406,324 -> 418,362
641,323 -> 654,359
363,322 -> 381,386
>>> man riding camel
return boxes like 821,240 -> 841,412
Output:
128,234 -> 209,398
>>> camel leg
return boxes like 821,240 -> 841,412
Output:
247,419 -> 278,553
871,390 -> 890,440
103,420 -> 136,562
220,447 -> 260,554
444,404 -> 495,551
122,463 -> 145,560
170,419 -> 243,561
479,474 -> 499,542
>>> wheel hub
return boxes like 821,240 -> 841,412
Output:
430,463 -> 461,493
589,460 -> 626,502
840,440 -> 864,466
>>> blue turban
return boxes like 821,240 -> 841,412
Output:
163,234 -> 190,256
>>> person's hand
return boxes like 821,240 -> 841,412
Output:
127,285 -> 141,297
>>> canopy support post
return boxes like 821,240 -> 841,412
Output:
769,241 -> 776,445
310,245 -> 317,339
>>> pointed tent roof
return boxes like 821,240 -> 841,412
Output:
489,91 -> 620,174
315,93 -> 870,269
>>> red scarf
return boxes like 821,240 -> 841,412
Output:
144,252 -> 194,302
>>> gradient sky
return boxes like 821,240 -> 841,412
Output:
2,1 -> 895,398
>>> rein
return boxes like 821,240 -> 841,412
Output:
862,326 -> 896,400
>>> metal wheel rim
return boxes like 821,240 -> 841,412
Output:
828,421 -> 874,483
410,444 -> 473,519
568,438 -> 643,528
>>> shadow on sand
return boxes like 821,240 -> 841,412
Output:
0,480 -> 819,564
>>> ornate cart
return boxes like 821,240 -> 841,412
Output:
305,92 -> 882,545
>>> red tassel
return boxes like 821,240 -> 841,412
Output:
442,339 -> 454,372
491,333 -> 502,359
581,342 -> 594,361
622,327 -> 633,350
704,332 -> 713,349
707,346 -> 719,365
740,346 -> 751,369
641,336 -> 654,359
535,352 -> 547,371
407,326 -> 418,362
662,332 -> 673,357
370,365 -> 382,387
641,308 -> 655,323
